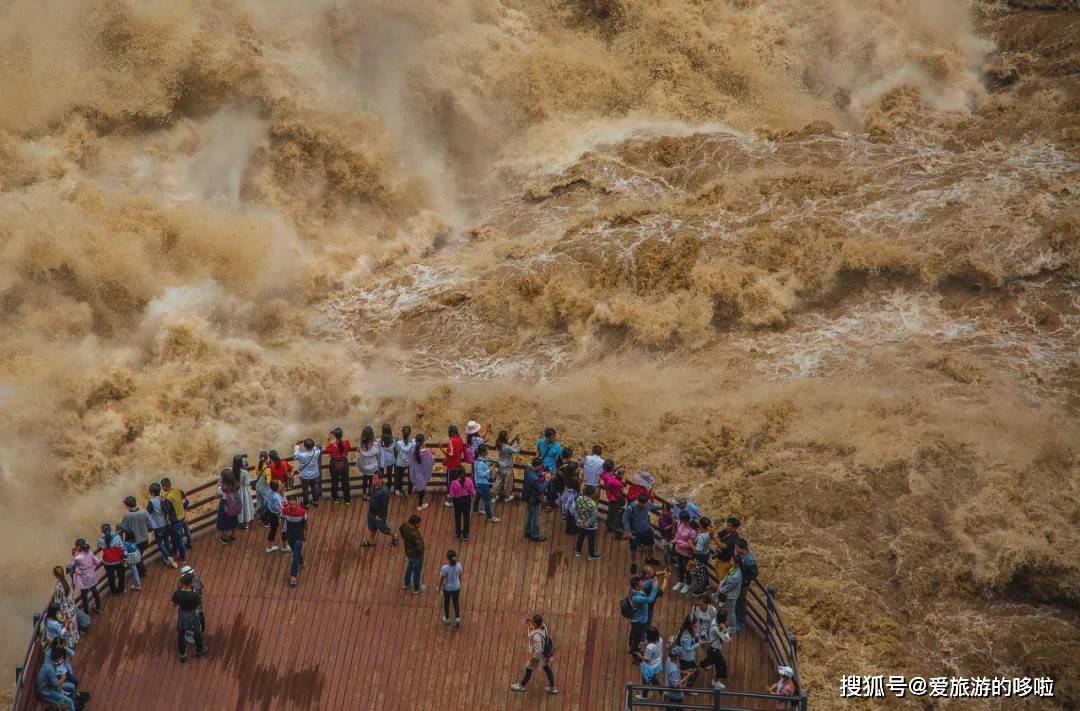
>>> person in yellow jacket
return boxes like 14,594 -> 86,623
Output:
160,477 -> 191,550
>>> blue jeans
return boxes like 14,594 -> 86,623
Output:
153,526 -> 184,561
38,691 -> 75,710
169,522 -> 187,559
524,500 -> 542,539
289,539 -> 304,577
404,557 -> 423,591
472,483 -> 494,518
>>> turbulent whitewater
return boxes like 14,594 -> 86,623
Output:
0,0 -> 1078,707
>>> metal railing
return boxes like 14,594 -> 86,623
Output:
12,445 -> 805,710
623,683 -> 807,711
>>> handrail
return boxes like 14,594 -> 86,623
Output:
623,683 -> 808,711
12,444 -> 802,710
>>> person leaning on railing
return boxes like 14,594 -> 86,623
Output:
160,477 -> 192,551
600,461 -> 625,536
50,566 -> 82,647
117,496 -> 151,577
715,548 -> 743,632
67,539 -> 100,615
393,425 -> 416,499
98,524 -> 126,596
410,433 -> 434,510
35,643 -> 86,710
326,427 -> 352,506
294,439 -> 323,508
356,426 -> 380,502
493,431 -> 520,503
733,538 -> 758,632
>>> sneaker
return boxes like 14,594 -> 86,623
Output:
443,500 -> 452,507
195,647 -> 208,657
344,501 -> 351,507
288,577 -> 297,587
531,536 -> 547,543
575,551 -> 582,558
179,654 -> 188,663
504,495 -> 514,502
332,498 -> 340,504
461,535 -> 469,541
133,585 -> 142,591
454,617 -> 461,629
588,553 -> 605,561
403,583 -> 410,590
546,687 -> 558,695
472,509 -> 483,516
712,681 -> 726,690
413,585 -> 426,594
510,684 -> 526,692
167,558 -> 178,568
419,503 -> 429,510
266,546 -> 279,553
442,617 -> 451,625
487,517 -> 501,523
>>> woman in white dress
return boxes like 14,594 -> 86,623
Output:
233,455 -> 255,529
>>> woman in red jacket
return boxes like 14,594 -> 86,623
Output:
442,424 -> 465,508
326,427 -> 352,505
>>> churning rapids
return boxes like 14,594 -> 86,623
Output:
1,0 -> 1078,707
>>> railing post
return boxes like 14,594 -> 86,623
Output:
15,662 -> 23,683
766,585 -> 776,637
714,686 -> 722,711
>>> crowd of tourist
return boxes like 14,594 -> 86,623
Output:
35,419 -> 795,709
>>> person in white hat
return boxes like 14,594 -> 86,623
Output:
464,421 -> 487,456
768,666 -> 797,696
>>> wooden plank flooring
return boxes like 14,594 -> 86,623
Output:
69,493 -> 773,710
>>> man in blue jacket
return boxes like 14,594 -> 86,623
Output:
36,646 -> 78,710
522,457 -> 551,542
627,574 -> 662,657
622,494 -> 661,558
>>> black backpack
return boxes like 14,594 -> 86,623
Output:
161,497 -> 178,525
542,632 -> 555,658
619,595 -> 635,619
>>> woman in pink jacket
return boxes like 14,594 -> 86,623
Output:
672,512 -> 697,594
68,538 -> 101,613
448,470 -> 475,541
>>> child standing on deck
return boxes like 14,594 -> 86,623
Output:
438,549 -> 463,629
121,530 -> 142,591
